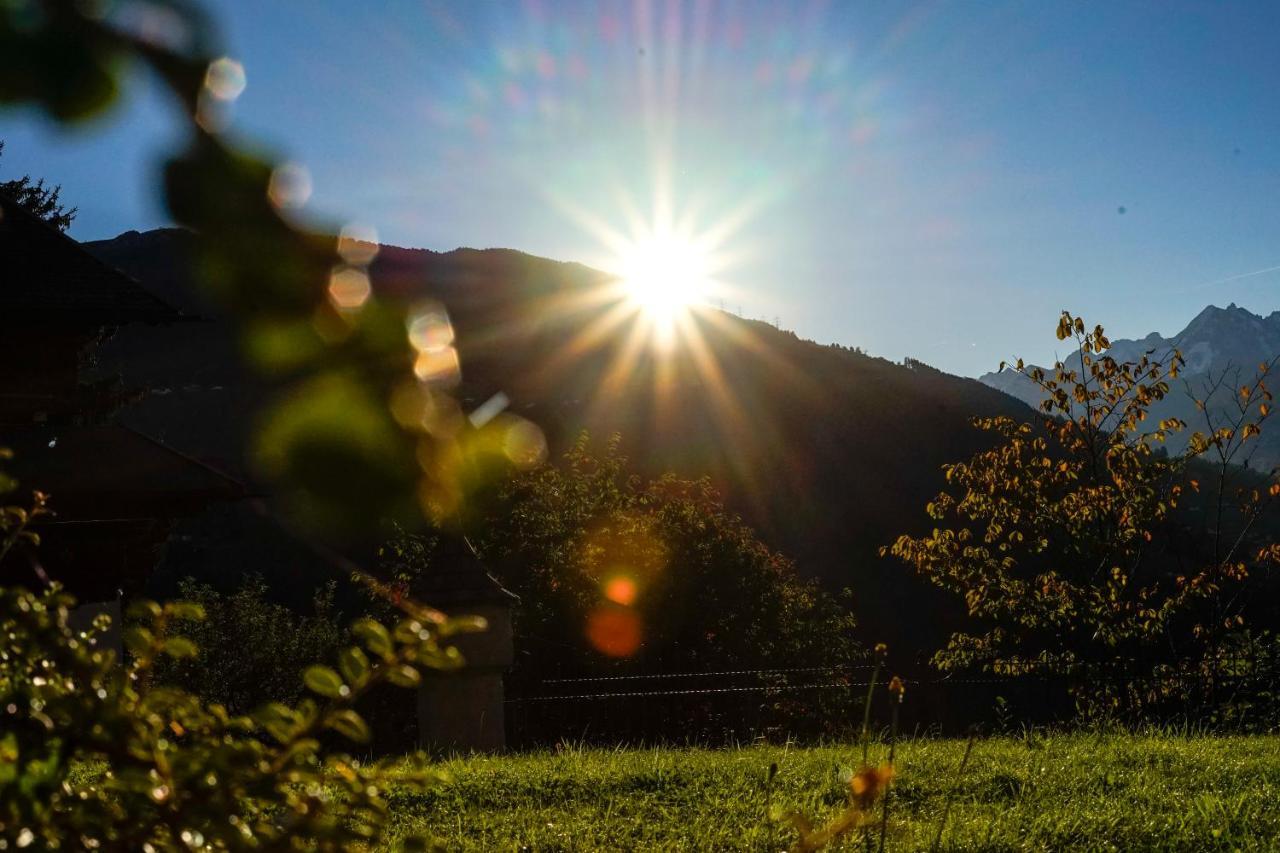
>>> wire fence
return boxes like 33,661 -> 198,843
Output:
504,654 -> 1280,746
540,665 -> 877,685
509,681 -> 874,704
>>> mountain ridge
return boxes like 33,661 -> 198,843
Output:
86,227 -> 1035,661
978,303 -> 1280,470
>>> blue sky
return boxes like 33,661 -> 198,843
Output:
3,1 -> 1278,377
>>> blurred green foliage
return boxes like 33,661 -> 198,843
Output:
1,0 -> 543,535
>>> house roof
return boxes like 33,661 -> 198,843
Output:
410,535 -> 519,607
4,425 -> 244,519
0,196 -> 180,324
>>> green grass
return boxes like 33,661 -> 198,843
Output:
381,732 -> 1280,851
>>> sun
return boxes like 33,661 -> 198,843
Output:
616,233 -> 711,325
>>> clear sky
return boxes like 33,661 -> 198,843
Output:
3,1 -> 1279,377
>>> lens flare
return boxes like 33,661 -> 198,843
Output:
586,606 -> 643,658
327,266 -> 371,310
267,162 -> 312,210
413,347 -> 461,387
602,574 -> 638,606
407,305 -> 455,351
204,57 -> 246,101
502,418 -> 548,468
337,223 -> 380,266
407,303 -> 461,387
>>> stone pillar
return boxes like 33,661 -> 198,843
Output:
417,601 -> 514,753
412,540 -> 518,754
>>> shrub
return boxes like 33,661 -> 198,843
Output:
0,579 -> 480,849
0,458 -> 482,848
154,575 -> 345,714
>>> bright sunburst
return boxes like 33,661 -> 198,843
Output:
526,186 -> 808,518
616,233 -> 711,324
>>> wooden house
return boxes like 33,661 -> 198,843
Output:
0,196 -> 241,600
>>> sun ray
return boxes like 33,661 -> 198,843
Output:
539,295 -> 640,379
675,311 -> 780,514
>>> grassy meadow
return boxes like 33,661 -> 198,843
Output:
382,733 -> 1280,851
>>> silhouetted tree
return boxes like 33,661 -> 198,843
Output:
393,432 -> 859,675
0,141 -> 77,231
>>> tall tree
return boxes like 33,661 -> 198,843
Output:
884,312 -> 1280,716
0,140 -> 77,231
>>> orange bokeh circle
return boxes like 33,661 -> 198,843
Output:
585,606 -> 643,657
602,575 -> 638,606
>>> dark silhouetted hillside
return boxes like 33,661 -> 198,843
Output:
87,228 -> 1036,663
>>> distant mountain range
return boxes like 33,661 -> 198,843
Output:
979,304 -> 1280,471
85,228 -> 1035,663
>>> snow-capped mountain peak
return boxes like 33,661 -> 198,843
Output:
978,304 -> 1280,469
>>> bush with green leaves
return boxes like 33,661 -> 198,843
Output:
152,575 -> 443,752
5,438 -> 496,850
0,466 -> 489,849
153,576 -> 345,715
0,580 -> 487,849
